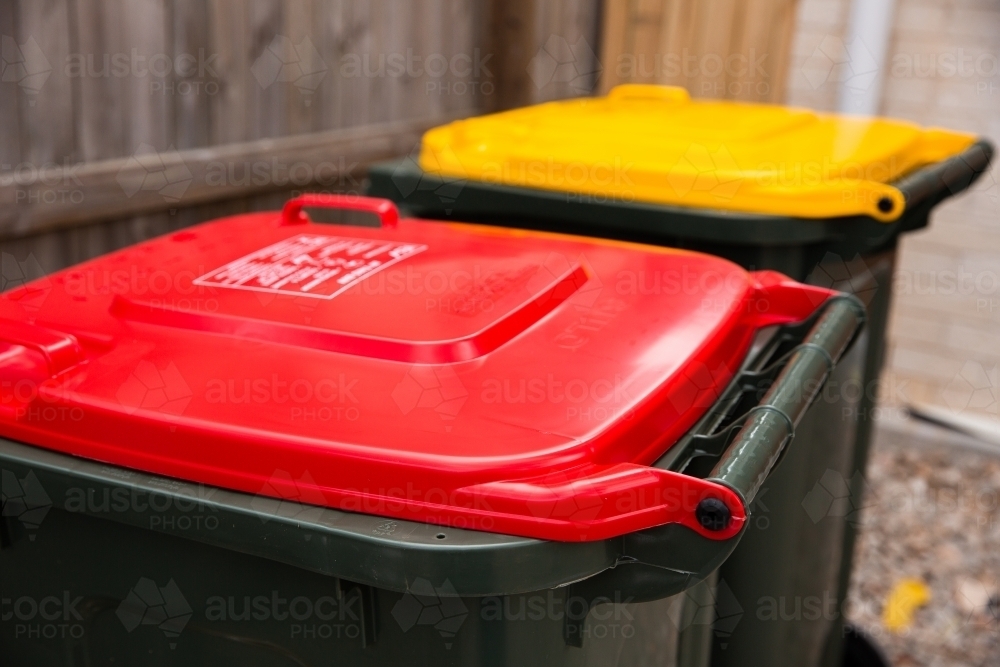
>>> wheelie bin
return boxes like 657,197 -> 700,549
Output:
0,194 -> 864,666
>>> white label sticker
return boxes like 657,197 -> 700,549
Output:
193,234 -> 428,299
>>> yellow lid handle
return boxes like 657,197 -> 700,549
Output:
608,84 -> 691,103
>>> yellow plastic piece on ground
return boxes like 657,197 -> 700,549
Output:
883,579 -> 931,632
419,84 -> 976,222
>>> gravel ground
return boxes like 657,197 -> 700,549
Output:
846,423 -> 1000,667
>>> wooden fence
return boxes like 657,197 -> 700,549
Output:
0,0 -> 607,278
1,0 -> 798,282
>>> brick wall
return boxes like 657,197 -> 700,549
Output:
785,0 -> 1000,424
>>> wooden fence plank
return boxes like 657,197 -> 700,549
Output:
464,0 -> 491,113
206,0 -> 250,145
305,0 -> 329,134
18,0 -> 77,166
765,0 -> 797,103
487,0 -> 537,111
655,0 -> 697,89
393,0 -> 422,122
284,0 -> 318,136
691,0 -> 739,99
574,0 -> 602,95
630,0 -> 666,85
366,0 -> 393,125
119,0 -> 173,152
0,2 -> 23,168
248,0 -> 288,141
539,0 -> 601,102
73,0 -> 129,161
598,0 -> 629,93
315,0 -> 347,134
427,0 -> 449,117
535,0 -> 561,101
439,0 -> 473,116
342,0 -> 372,127
171,0 -> 212,149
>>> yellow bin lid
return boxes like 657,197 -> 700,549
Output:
419,85 -> 976,222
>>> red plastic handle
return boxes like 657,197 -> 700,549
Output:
748,270 -> 839,327
281,194 -> 399,228
0,319 -> 83,376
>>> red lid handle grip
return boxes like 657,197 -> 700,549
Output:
748,270 -> 840,327
281,194 -> 399,228
0,319 -> 83,376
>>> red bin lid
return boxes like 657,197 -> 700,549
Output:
0,195 -> 833,541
